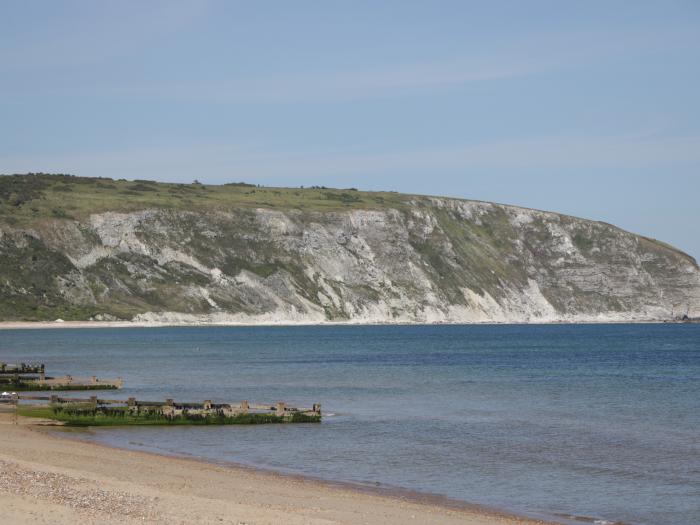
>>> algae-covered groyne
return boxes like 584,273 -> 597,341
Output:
3,361 -> 322,427
16,394 -> 322,426
0,362 -> 121,391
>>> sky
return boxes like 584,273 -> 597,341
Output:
1,1 -> 699,258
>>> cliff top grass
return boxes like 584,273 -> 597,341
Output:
0,173 -> 693,266
0,173 -> 411,226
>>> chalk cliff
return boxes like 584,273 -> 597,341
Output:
1,174 -> 698,323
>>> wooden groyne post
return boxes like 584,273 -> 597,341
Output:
18,394 -> 322,420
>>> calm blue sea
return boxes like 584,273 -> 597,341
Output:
1,324 -> 698,525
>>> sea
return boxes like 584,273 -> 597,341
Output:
1,324 -> 698,525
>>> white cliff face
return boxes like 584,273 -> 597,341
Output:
2,197 -> 699,323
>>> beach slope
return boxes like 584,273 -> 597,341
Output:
0,411 -> 548,525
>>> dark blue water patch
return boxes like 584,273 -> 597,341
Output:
1,323 -> 699,525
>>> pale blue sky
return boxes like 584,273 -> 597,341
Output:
1,1 -> 699,257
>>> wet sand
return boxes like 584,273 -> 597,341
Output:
0,409 -> 553,525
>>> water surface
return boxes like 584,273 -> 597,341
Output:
1,324 -> 698,525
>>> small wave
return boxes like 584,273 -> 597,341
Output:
554,513 -> 629,525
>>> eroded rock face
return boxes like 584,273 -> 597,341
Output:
1,197 -> 698,323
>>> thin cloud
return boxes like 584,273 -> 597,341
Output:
4,133 -> 699,182
3,16 -> 697,103
0,1 -> 210,71
103,59 -> 550,104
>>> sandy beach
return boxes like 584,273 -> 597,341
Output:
0,409 -> 552,525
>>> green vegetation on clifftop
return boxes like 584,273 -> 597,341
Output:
0,173 -> 408,226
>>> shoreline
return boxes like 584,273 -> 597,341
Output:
50,425 -> 557,524
0,409 -> 557,525
0,318 -> 680,330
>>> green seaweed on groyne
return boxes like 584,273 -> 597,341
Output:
17,404 -> 321,426
6,362 -> 323,427
14,395 -> 322,427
